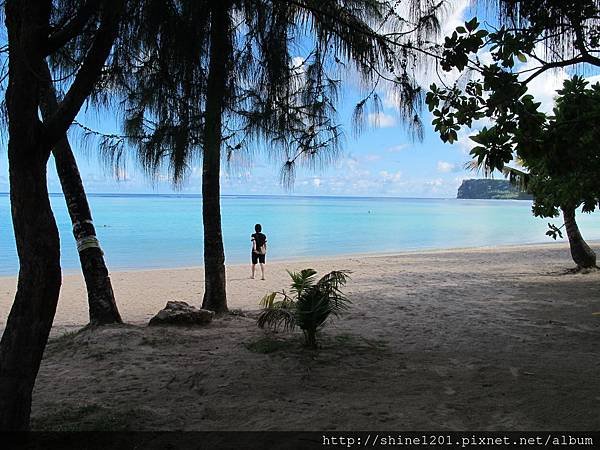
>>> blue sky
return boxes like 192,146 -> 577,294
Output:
0,0 -> 582,198
32,92 -> 475,198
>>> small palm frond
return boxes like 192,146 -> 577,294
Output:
287,268 -> 317,297
301,290 -> 352,321
316,270 -> 352,316
257,268 -> 352,347
465,159 -> 494,177
296,293 -> 328,331
259,290 -> 295,309
316,270 -> 351,290
259,291 -> 278,308
502,165 -> 531,191
326,293 -> 352,317
257,307 -> 297,332
296,270 -> 352,330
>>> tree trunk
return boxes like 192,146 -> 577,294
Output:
1,0 -> 123,429
0,142 -> 61,431
304,330 -> 318,349
562,206 -> 596,268
201,3 -> 231,313
39,62 -> 122,325
0,0 -> 61,430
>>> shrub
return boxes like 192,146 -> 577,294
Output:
257,269 -> 351,348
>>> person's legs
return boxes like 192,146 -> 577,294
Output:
251,252 -> 258,279
259,254 -> 266,280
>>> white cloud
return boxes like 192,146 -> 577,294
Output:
335,157 -> 371,178
412,0 -> 474,89
437,161 -> 458,173
453,117 -> 494,156
381,1 -> 476,117
440,0 -> 472,38
391,0 -> 471,38
362,154 -> 382,162
291,56 -> 304,67
386,144 -> 410,153
379,170 -> 403,182
367,112 -> 397,128
523,65 -> 600,114
291,56 -> 307,76
382,90 -> 400,109
586,74 -> 600,85
425,178 -> 444,187
518,44 -> 569,113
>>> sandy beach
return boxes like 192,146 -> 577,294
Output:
1,242 -> 600,430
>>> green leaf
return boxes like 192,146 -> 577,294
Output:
465,17 -> 478,32
516,52 -> 527,63
257,269 -> 351,348
448,129 -> 458,143
259,291 -> 277,308
469,133 -> 484,144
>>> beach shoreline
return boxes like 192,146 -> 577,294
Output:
0,241 -> 597,335
0,238 -> 591,280
13,240 -> 599,430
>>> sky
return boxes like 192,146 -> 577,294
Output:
0,0 -> 594,198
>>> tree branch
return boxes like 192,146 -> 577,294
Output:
571,17 -> 600,66
45,0 -> 98,56
522,56 -> 586,85
42,0 -> 124,148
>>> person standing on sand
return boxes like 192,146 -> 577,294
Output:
251,223 -> 267,280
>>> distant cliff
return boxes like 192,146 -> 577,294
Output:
457,179 -> 533,200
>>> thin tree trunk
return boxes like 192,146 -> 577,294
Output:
304,330 -> 318,349
0,0 -> 61,430
562,206 -> 596,268
201,2 -> 231,313
39,62 -> 122,325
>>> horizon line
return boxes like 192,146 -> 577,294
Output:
0,192 -> 459,200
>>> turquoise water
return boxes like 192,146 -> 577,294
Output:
1,193 -> 599,275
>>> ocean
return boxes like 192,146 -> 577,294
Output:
1,193 -> 599,276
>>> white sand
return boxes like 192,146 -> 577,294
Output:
1,242 -> 599,430
1,242 -> 590,334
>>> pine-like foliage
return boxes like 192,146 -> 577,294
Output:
62,0 -> 445,187
487,0 -> 600,66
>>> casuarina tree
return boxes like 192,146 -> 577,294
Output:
0,33 -> 123,324
0,0 -> 125,430
100,0 -> 445,313
38,61 -> 122,325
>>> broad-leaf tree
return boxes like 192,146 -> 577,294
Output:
425,3 -> 600,267
501,77 -> 600,268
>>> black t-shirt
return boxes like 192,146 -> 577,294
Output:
252,232 -> 266,252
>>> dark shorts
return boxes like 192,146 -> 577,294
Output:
252,252 -> 265,264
